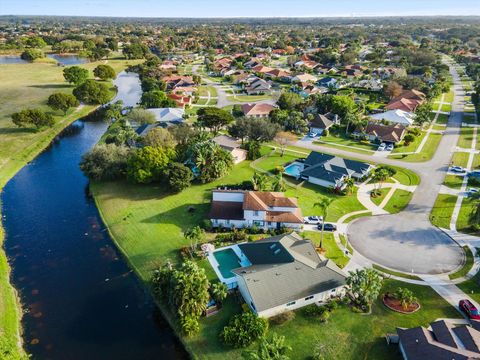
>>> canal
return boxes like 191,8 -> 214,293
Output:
1,72 -> 187,359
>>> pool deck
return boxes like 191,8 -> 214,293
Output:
207,244 -> 251,289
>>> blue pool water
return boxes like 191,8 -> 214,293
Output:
284,162 -> 303,177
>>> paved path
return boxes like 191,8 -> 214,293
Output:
296,60 -> 467,275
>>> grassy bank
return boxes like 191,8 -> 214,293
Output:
0,58 -> 136,358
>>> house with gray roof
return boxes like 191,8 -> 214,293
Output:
298,151 -> 373,189
215,232 -> 348,318
396,320 -> 480,360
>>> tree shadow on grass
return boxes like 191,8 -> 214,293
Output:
0,126 -> 37,135
28,84 -> 72,90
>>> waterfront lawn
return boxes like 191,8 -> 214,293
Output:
430,194 -> 457,229
389,133 -> 442,162
384,189 -> 413,214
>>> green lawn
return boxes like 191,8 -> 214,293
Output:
314,130 -> 377,154
444,175 -> 465,190
389,133 -> 442,162
436,113 -> 450,124
372,264 -> 421,281
458,272 -> 480,304
390,166 -> 421,186
254,148 -> 301,173
432,124 -> 446,131
383,189 -> 413,214
457,197 -> 479,235
339,233 -> 354,254
449,246 -> 474,280
430,194 -> 457,229
371,188 -> 390,206
473,154 -> 480,169
226,94 -> 272,102
457,127 -> 474,149
303,231 -> 349,268
342,211 -> 373,224
440,103 -> 452,113
444,90 -> 454,103
391,131 -> 426,154
452,152 -> 470,168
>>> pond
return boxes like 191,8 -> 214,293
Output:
0,55 -> 28,64
47,54 -> 89,65
2,73 -> 187,360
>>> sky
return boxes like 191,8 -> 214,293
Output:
1,0 -> 480,18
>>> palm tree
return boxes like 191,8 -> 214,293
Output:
252,172 -> 269,191
344,177 -> 355,196
395,287 -> 417,310
373,168 -> 390,194
314,197 -> 333,250
184,226 -> 206,258
271,173 -> 286,192
211,282 -> 228,306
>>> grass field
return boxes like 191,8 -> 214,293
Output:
383,189 -> 413,214
430,194 -> 457,229
444,174 -> 465,190
0,58 -> 138,358
449,246 -> 474,280
452,152 -> 470,168
303,231 -> 349,268
314,131 -> 377,154
391,131 -> 426,154
226,94 -> 272,102
457,197 -> 479,235
457,127 -> 474,149
342,211 -> 373,223
436,113 -> 450,124
371,188 -> 390,206
389,133 -> 442,162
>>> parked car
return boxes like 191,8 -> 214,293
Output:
459,299 -> 480,320
304,216 -> 323,224
308,132 -> 317,138
317,223 -> 337,231
467,188 -> 479,197
469,170 -> 480,178
450,166 -> 466,173
386,143 -> 394,151
377,143 -> 386,151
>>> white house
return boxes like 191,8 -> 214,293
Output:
369,109 -> 415,126
208,190 -> 303,230
229,233 -> 347,317
147,107 -> 185,124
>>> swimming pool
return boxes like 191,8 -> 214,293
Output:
213,248 -> 242,279
284,161 -> 304,178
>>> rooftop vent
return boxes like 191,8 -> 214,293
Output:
269,243 -> 277,249
274,249 -> 281,255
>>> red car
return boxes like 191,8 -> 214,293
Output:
459,299 -> 480,320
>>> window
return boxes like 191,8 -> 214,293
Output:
225,219 -> 230,225
253,210 -> 259,216
304,295 -> 314,301
286,301 -> 296,306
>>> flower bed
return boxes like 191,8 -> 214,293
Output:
383,293 -> 420,314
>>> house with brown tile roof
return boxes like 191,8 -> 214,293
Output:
209,190 -> 303,230
212,135 -> 247,164
361,122 -> 406,144
386,89 -> 426,112
241,103 -> 275,118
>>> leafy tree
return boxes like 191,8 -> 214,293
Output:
394,288 -> 417,310
403,133 -> 415,146
229,117 -> 280,143
190,141 -> 234,183
346,268 -> 383,311
140,90 -> 176,108
197,107 -> 235,134
127,108 -> 156,125
344,177 -> 355,196
47,92 -> 79,114
20,49 -> 43,61
271,173 -> 286,192
314,197 -> 333,250
126,146 -> 175,183
166,162 -> 193,192
63,66 -> 89,85
331,95 -> 357,119
252,172 -> 269,191
93,64 -> 116,80
73,79 -> 111,104
277,92 -> 303,110
221,310 -> 268,348
24,36 -> 46,48
245,141 -> 261,160
372,167 -> 391,192
414,102 -> 433,126
122,42 -> 151,59
245,333 -> 291,360
80,144 -> 130,181
211,282 -> 228,306
103,101 -> 124,122
11,109 -> 54,129
144,128 -> 176,148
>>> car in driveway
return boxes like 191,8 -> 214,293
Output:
467,188 -> 479,197
469,170 -> 480,178
304,216 -> 323,224
317,223 -> 337,231
386,143 -> 394,151
459,299 -> 480,320
308,132 -> 317,138
377,143 -> 386,151
450,166 -> 466,174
